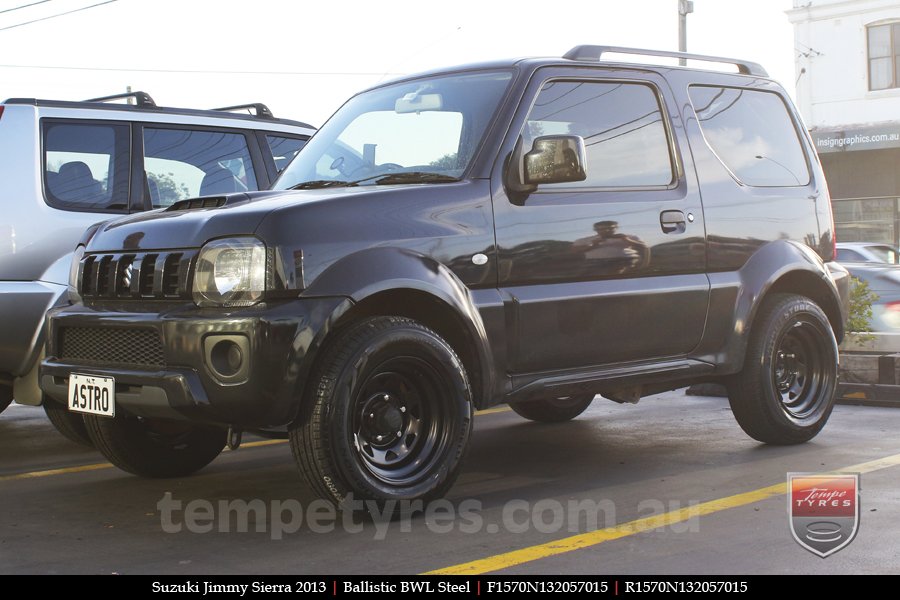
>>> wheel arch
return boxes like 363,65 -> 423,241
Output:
294,248 -> 494,422
703,240 -> 846,372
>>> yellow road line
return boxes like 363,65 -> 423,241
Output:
425,451 -> 900,575
1,409 -> 512,483
0,439 -> 289,482
234,439 -> 286,450
0,462 -> 113,482
475,406 -> 512,416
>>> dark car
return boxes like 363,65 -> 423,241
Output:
40,46 -> 849,507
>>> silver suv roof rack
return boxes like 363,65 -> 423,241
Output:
84,91 -> 157,108
212,103 -> 275,119
563,45 -> 768,77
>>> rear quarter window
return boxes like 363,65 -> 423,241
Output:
43,121 -> 131,212
689,86 -> 810,187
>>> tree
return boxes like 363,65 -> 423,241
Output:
149,172 -> 191,204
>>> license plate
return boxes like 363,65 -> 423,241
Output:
68,373 -> 115,417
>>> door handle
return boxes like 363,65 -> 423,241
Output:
660,210 -> 687,234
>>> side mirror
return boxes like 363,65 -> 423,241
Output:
524,135 -> 587,185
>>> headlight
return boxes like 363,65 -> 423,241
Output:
192,238 -> 266,307
68,245 -> 85,304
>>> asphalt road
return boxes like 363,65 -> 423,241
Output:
2,391 -> 900,575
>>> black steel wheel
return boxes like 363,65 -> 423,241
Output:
510,394 -> 594,422
291,316 -> 472,508
84,413 -> 226,477
729,293 -> 838,445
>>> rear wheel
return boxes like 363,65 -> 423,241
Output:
728,293 -> 838,445
291,316 -> 472,509
510,394 -> 595,423
84,413 -> 226,477
44,398 -> 93,447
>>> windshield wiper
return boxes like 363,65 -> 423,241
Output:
288,172 -> 460,190
348,171 -> 461,186
288,180 -> 353,190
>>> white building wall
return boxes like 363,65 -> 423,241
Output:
788,0 -> 900,128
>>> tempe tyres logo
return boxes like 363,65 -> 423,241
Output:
788,473 -> 859,558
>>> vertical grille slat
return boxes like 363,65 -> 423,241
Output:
77,249 -> 197,301
162,253 -> 182,297
140,253 -> 158,297
95,255 -> 113,296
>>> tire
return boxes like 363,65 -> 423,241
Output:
84,413 -> 226,477
291,316 -> 472,509
728,293 -> 838,445
44,398 -> 93,447
0,385 -> 11,414
510,394 -> 595,423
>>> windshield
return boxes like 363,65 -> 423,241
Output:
274,70 -> 512,190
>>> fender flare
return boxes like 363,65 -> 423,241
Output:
298,247 -> 495,408
701,240 -> 845,372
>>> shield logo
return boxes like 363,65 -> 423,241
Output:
788,473 -> 859,558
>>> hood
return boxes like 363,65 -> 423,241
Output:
84,190 -> 326,251
86,184 -> 470,252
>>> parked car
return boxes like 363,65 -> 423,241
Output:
0,91 -> 315,444
836,242 -> 899,264
40,47 -> 848,507
841,263 -> 900,332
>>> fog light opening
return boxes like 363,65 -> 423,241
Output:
210,340 -> 243,378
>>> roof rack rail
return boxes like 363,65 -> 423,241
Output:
84,91 -> 157,107
212,103 -> 274,119
563,45 -> 768,77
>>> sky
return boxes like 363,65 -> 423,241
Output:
0,0 -> 797,127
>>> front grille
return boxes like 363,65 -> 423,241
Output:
59,327 -> 166,368
79,249 -> 197,301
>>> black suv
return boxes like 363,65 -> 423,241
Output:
41,47 -> 849,507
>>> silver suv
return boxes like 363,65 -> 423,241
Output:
0,91 -> 315,445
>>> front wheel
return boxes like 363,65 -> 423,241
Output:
728,293 -> 838,445
291,316 -> 472,509
510,394 -> 595,422
84,414 -> 226,477
44,398 -> 93,447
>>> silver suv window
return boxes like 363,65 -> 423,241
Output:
143,128 -> 258,208
43,121 -> 130,211
267,135 -> 306,173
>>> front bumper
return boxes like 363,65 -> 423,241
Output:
40,296 -> 350,427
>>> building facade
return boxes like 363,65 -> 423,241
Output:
788,0 -> 900,247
